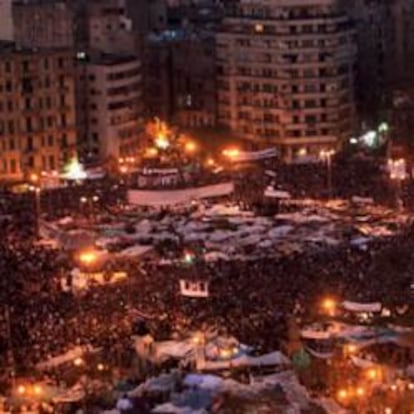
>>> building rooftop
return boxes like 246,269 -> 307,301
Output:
0,40 -> 72,55
89,53 -> 139,66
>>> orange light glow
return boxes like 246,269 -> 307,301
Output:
321,298 -> 336,315
33,385 -> 43,396
73,357 -> 84,367
30,173 -> 39,183
155,135 -> 169,150
17,385 -> 26,395
345,344 -> 357,355
79,251 -> 97,266
222,148 -> 240,159
366,368 -> 379,381
185,141 -> 197,153
356,387 -> 365,397
337,389 -> 348,401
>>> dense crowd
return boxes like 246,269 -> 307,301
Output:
0,156 -> 413,412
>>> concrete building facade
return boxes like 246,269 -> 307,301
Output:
216,0 -> 357,160
86,0 -> 136,55
143,30 -> 217,128
77,54 -> 143,162
12,0 -> 75,49
0,42 -> 77,181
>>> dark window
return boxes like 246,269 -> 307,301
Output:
49,155 -> 55,169
22,60 -> 29,73
10,159 -> 16,173
27,136 -> 33,151
26,117 -> 33,132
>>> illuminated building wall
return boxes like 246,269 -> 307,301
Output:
77,54 -> 143,162
0,43 -> 77,181
216,0 -> 357,161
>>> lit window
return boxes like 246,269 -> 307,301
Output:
255,24 -> 264,33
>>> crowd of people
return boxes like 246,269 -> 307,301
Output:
0,155 -> 413,412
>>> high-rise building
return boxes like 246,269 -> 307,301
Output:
86,0 -> 136,55
0,42 -> 77,181
216,0 -> 357,161
13,0 -> 75,49
76,53 -> 143,162
339,0 -> 414,126
143,30 -> 216,128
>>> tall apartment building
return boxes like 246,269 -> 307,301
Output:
0,42 -> 77,181
77,54 -> 143,162
143,30 -> 216,128
217,0 -> 357,160
12,0 -> 75,49
86,0 -> 136,55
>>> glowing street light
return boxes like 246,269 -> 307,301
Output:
73,357 -> 84,367
321,297 -> 336,316
344,344 -> 357,356
33,384 -> 43,396
365,367 -> 380,381
355,386 -> 365,397
145,147 -> 158,158
206,158 -> 215,167
17,385 -> 26,395
183,251 -> 195,264
155,135 -> 170,150
30,173 -> 39,183
222,148 -> 240,160
185,141 -> 197,153
336,388 -> 348,402
220,348 -> 232,359
79,250 -> 97,267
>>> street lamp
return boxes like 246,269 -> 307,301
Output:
185,141 -> 197,154
155,135 -> 169,150
28,176 -> 41,239
319,149 -> 335,198
78,250 -> 97,268
388,158 -> 406,209
321,297 -> 337,316
80,195 -> 99,221
222,148 -> 240,160
17,385 -> 26,395
73,357 -> 84,367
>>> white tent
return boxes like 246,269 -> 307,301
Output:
342,301 -> 382,313
118,245 -> 154,258
264,187 -> 291,199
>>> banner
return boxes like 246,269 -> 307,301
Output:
128,182 -> 234,206
179,280 -> 209,298
232,148 -> 277,162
